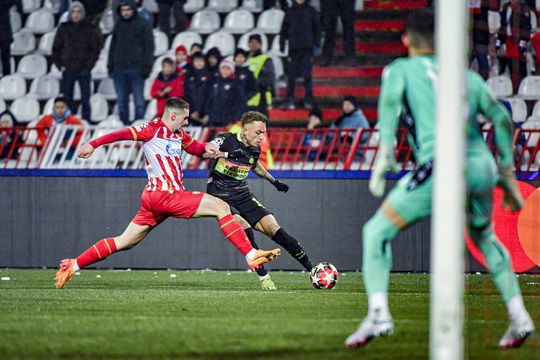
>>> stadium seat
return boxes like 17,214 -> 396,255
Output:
241,0 -> 263,12
486,75 -> 512,99
223,10 -> 254,34
0,74 -> 27,100
73,81 -> 95,101
522,118 -> 540,147
269,35 -> 288,56
237,31 -> 268,52
203,31 -> 235,56
207,0 -> 238,13
0,98 -> 6,113
98,115 -> 124,129
526,100 -> 540,123
97,78 -> 117,100
531,10 -> 537,33
10,96 -> 40,123
143,0 -> 159,13
43,0 -> 62,13
79,94 -> 109,122
91,57 -> 109,80
269,55 -> 284,80
184,0 -> 205,13
58,11 -> 69,24
21,0 -> 40,14
144,76 -> 156,100
153,29 -> 170,56
144,99 -> 157,121
505,97 -> 528,123
29,75 -> 60,100
100,7 -> 115,34
25,9 -> 55,34
256,9 -> 285,34
42,97 -> 55,115
189,10 -> 220,34
17,54 -> 48,79
37,30 -> 56,56
518,75 -> 540,100
171,31 -> 202,52
10,29 -> 35,56
10,8 -> 21,32
49,64 -> 62,79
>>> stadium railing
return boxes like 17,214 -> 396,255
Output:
1,125 -> 539,172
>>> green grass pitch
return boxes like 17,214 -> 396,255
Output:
0,269 -> 538,359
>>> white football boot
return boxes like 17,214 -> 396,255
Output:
345,312 -> 394,348
499,311 -> 535,349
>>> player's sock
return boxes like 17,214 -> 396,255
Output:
368,292 -> 391,319
271,228 -> 313,271
506,295 -> 528,320
219,214 -> 253,256
362,211 -> 399,296
76,238 -> 118,269
469,224 -> 521,303
245,227 -> 268,277
259,273 -> 270,281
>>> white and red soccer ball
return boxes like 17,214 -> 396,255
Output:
310,262 -> 339,289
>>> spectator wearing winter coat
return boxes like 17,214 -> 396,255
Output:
0,0 -> 17,76
206,47 -> 223,82
331,96 -> 370,143
35,97 -> 83,151
157,0 -> 187,40
151,58 -> 184,117
206,59 -> 247,127
280,0 -> 321,110
247,34 -> 275,113
234,48 -> 257,100
175,45 -> 190,73
108,0 -> 155,124
52,2 -> 102,122
183,52 -> 212,126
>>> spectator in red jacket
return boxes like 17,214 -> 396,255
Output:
150,57 -> 184,117
36,97 -> 83,150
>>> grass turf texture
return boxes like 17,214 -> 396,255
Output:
0,270 -> 538,360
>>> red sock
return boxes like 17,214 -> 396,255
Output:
218,214 -> 253,256
76,238 -> 118,269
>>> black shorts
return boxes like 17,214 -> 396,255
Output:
229,193 -> 272,227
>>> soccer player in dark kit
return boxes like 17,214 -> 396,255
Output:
207,111 -> 315,290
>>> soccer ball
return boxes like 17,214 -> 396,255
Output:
310,262 -> 339,289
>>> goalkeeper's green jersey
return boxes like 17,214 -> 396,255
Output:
377,54 -> 513,167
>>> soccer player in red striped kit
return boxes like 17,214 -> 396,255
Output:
55,97 -> 281,288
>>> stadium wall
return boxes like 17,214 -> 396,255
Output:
1,171 -> 538,273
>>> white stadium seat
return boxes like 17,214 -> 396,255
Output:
98,115 -> 124,129
203,31 -> 235,57
522,118 -> 540,147
143,0 -> 159,13
151,53 -> 175,77
184,0 -> 205,13
97,78 -> 117,100
144,76 -> 156,100
488,11 -> 501,34
223,10 -> 254,34
29,75 -> 60,100
269,55 -> 283,80
0,98 -> 6,113
486,75 -> 512,99
10,8 -> 21,32
79,94 -> 109,122
91,57 -> 109,80
526,100 -> 540,123
25,9 -> 55,34
504,97 -> 527,123
43,0 -> 62,13
518,76 -> 540,100
17,54 -> 48,79
21,0 -> 40,14
144,99 -> 157,121
49,64 -> 62,79
42,97 -> 55,115
241,0 -> 263,12
11,29 -> 35,56
99,7 -> 115,34
37,30 -> 56,56
10,96 -> 40,123
207,0 -> 238,13
0,74 -> 27,100
58,11 -> 69,24
256,9 -> 285,34
237,31 -> 268,52
269,35 -> 288,57
189,10 -> 220,34
153,29 -> 170,56
171,31 -> 202,52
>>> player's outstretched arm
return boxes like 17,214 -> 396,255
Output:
77,128 -> 135,159
253,162 -> 289,192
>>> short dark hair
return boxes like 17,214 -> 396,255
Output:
54,97 -> 68,105
248,34 -> 262,44
162,57 -> 174,66
165,97 -> 190,114
241,111 -> 268,126
234,48 -> 248,58
191,51 -> 205,61
405,8 -> 434,50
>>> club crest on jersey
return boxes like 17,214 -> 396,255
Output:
166,141 -> 183,156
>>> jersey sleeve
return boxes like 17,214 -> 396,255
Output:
377,61 -> 406,147
129,120 -> 158,142
474,73 -> 514,167
181,128 -> 206,155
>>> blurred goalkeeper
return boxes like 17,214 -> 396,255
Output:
206,111 -> 314,290
345,9 -> 534,349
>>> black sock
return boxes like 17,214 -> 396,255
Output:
271,228 -> 313,271
245,227 -> 267,277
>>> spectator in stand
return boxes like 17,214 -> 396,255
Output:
52,2 -> 102,122
135,0 -> 153,23
497,0 -> 532,90
151,58 -> 184,117
108,0 -> 154,125
206,59 -> 247,127
234,48 -> 257,100
190,43 -> 202,56
0,110 -> 21,160
206,47 -> 223,81
35,97 -> 83,153
175,45 -> 189,73
0,0 -> 18,76
303,107 -> 324,160
280,0 -> 321,110
470,0 -> 493,80
157,0 -> 187,41
332,96 -> 370,132
320,0 -> 356,67
184,51 -> 212,126
247,34 -> 275,114
531,31 -> 540,74
79,0 -> 108,24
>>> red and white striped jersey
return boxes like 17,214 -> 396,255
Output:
129,118 -> 195,192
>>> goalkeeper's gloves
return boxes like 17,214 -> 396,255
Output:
271,179 -> 289,192
369,145 -> 400,198
496,165 -> 524,212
